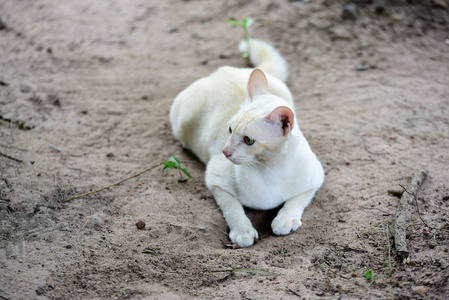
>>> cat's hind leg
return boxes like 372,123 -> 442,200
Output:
271,190 -> 317,236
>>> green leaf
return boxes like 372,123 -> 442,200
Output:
161,161 -> 178,170
162,154 -> 192,180
162,154 -> 180,169
169,154 -> 180,165
365,269 -> 373,280
226,19 -> 243,27
180,167 -> 192,179
232,268 -> 277,276
242,17 -> 253,29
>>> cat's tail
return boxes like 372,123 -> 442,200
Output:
238,39 -> 289,82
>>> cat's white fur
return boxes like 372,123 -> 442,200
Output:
170,39 -> 324,247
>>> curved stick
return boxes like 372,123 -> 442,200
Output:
394,169 -> 428,263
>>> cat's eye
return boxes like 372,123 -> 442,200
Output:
228,127 -> 232,134
243,136 -> 255,146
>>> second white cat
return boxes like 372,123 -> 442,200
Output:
170,39 -> 324,247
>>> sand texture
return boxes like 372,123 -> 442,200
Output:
1,0 -> 449,299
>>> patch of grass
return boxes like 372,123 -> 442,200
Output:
227,17 -> 253,58
162,154 -> 192,181
365,223 -> 396,284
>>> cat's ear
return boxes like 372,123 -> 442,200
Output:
267,106 -> 294,136
247,69 -> 269,100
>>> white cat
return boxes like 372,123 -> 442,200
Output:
170,39 -> 324,247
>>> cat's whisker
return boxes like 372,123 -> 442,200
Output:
218,133 -> 229,146
248,159 -> 270,172
242,160 -> 272,182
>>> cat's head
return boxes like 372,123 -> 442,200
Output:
222,69 -> 294,165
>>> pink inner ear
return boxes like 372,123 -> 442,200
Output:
247,69 -> 269,100
267,106 -> 294,136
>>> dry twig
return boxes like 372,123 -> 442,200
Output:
393,169 -> 428,263
288,288 -> 301,298
62,164 -> 161,203
0,152 -> 23,163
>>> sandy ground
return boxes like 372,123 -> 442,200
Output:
1,0 -> 449,299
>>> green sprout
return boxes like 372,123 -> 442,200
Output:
365,223 -> 396,284
161,154 -> 192,181
365,269 -> 374,281
227,17 -> 253,58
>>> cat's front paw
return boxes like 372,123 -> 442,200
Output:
271,213 -> 302,236
229,225 -> 259,248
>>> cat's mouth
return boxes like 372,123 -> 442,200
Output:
226,156 -> 243,165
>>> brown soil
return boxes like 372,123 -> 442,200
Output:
1,0 -> 449,299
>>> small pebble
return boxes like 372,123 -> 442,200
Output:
20,84 -> 31,93
392,14 -> 402,22
374,0 -> 386,14
168,26 -> 179,33
0,17 -> 7,30
412,285 -> 427,296
136,220 -> 146,230
36,286 -> 45,295
356,65 -> 370,71
388,189 -> 403,197
47,94 -> 60,106
433,0 -> 448,9
88,213 -> 104,226
341,4 -> 357,20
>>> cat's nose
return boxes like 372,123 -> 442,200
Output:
222,150 -> 232,158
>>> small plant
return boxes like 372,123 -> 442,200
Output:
61,154 -> 192,203
161,154 -> 192,181
227,17 -> 253,58
365,223 -> 396,284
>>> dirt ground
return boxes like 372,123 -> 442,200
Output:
1,0 -> 448,299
